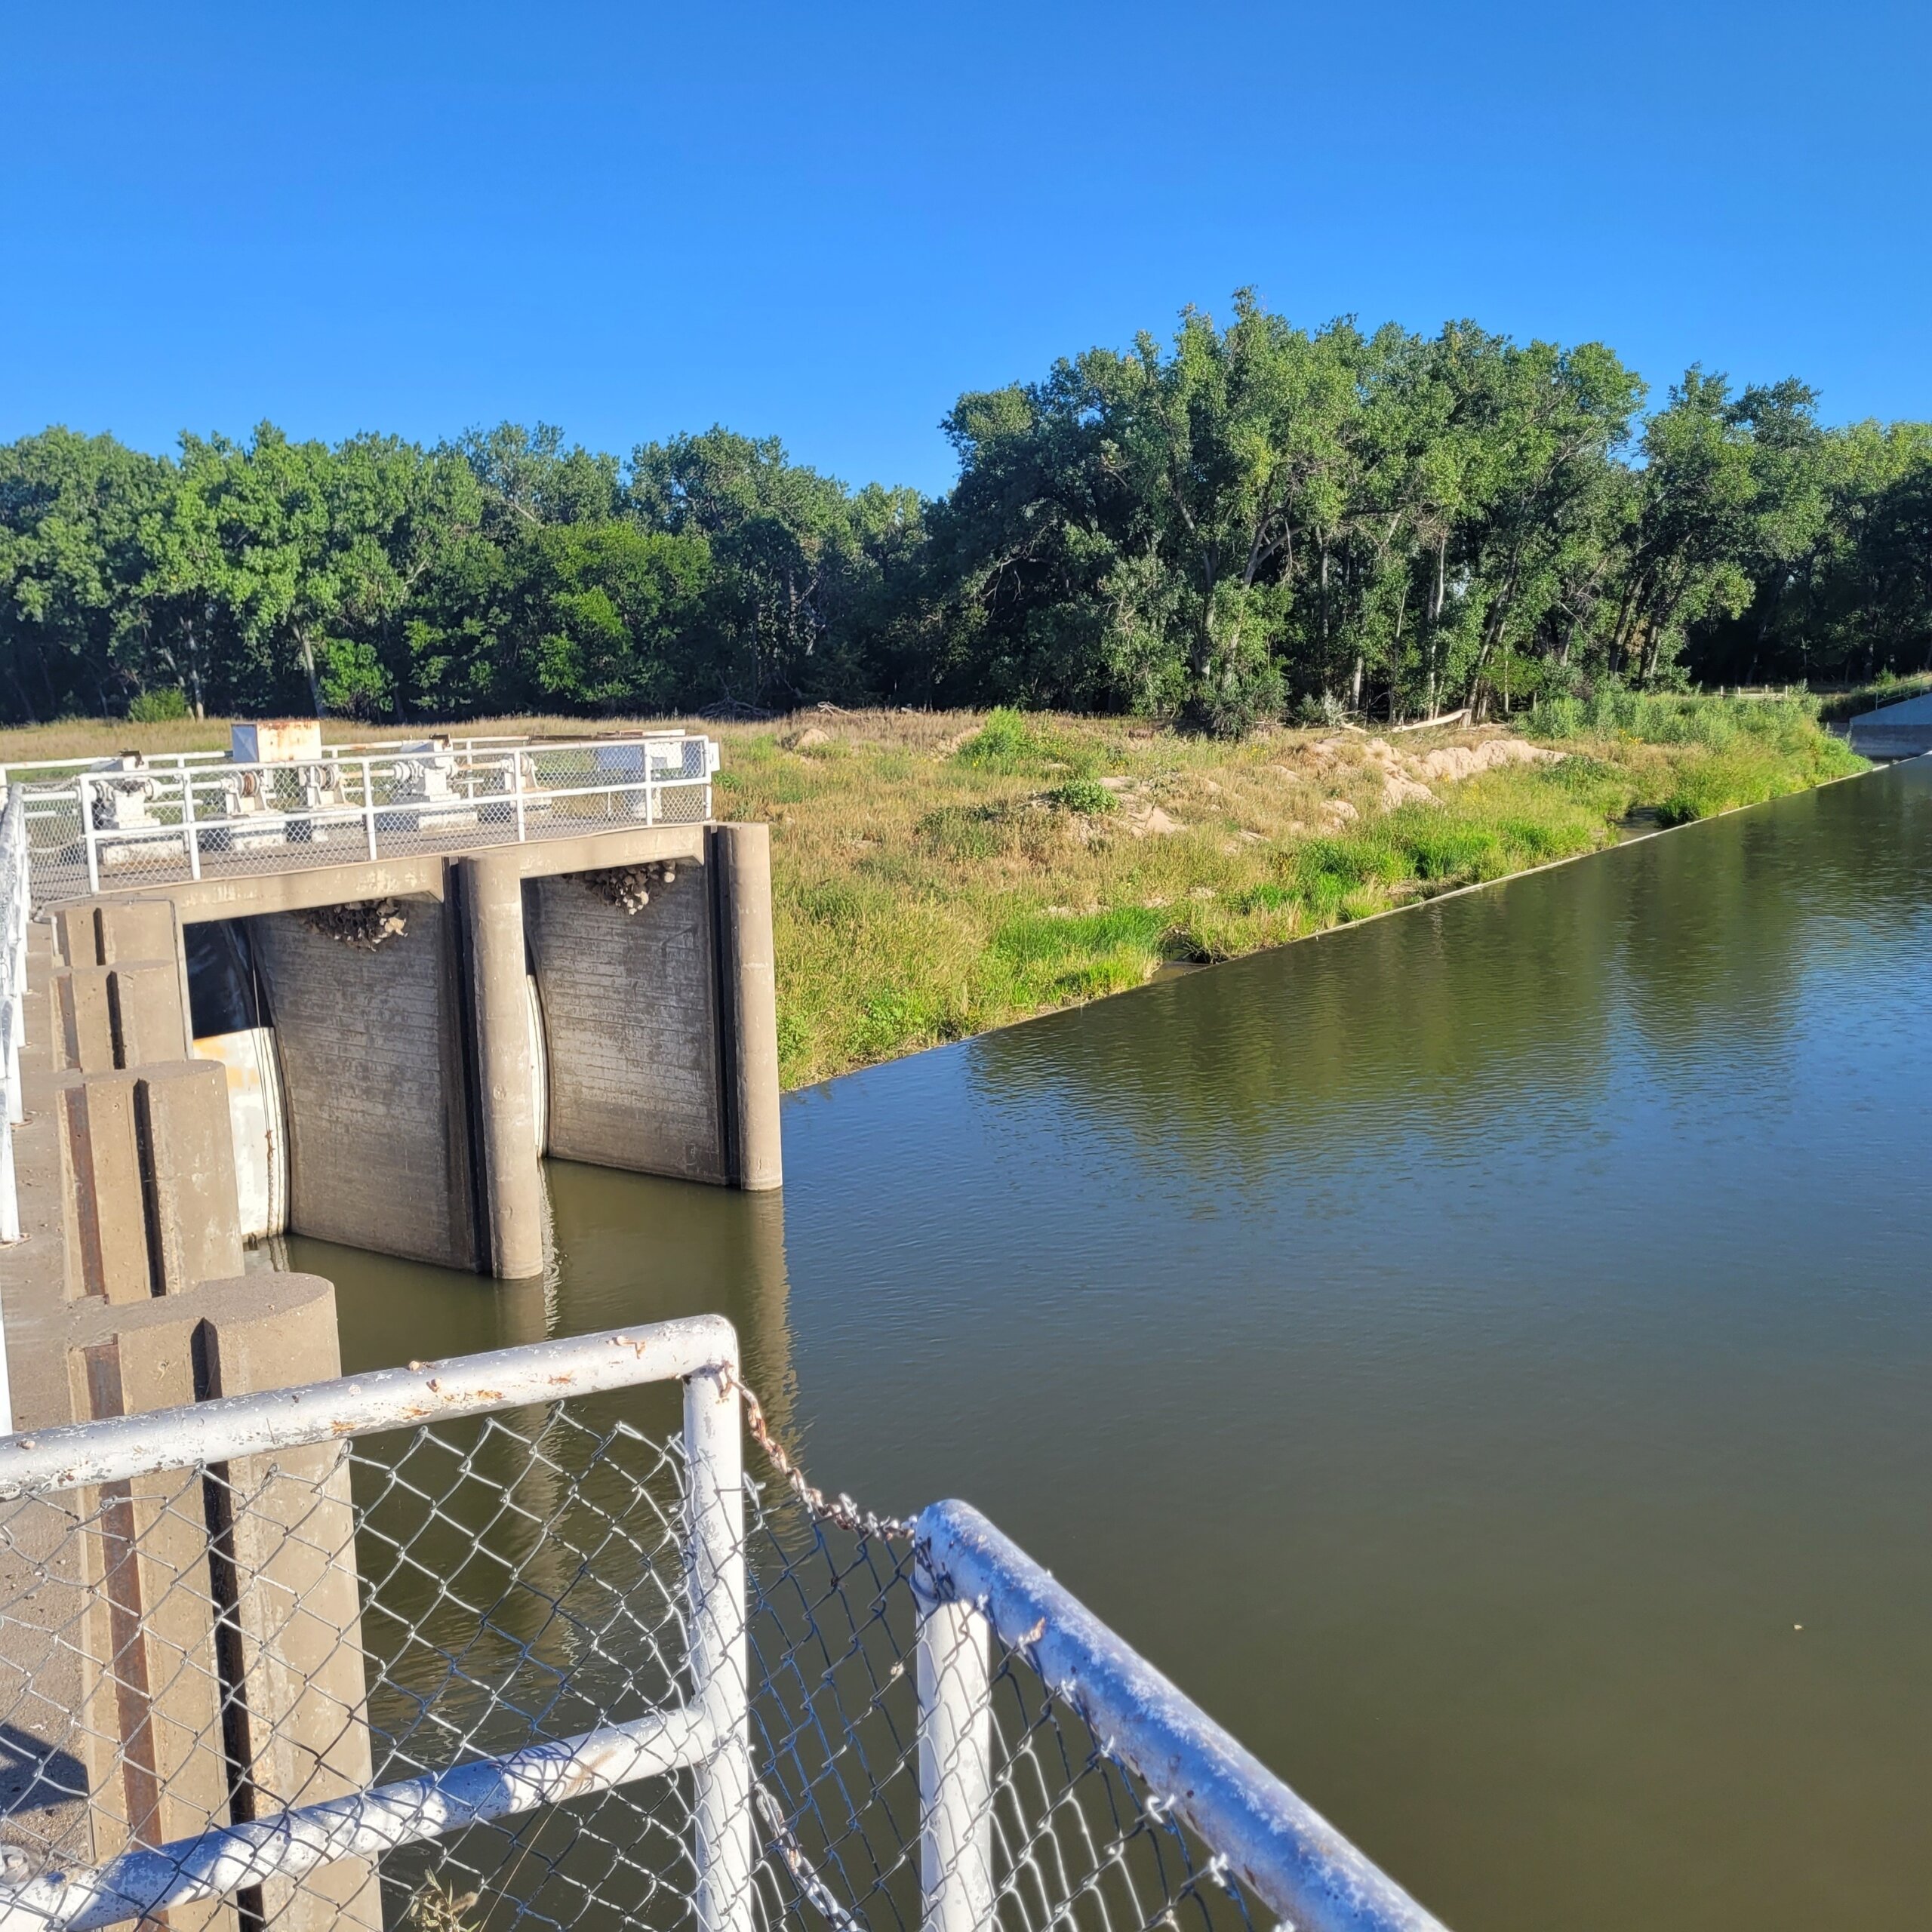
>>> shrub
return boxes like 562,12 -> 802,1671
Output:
955,706 -> 1041,769
1044,777 -> 1115,815
1188,647 -> 1283,739
127,688 -> 189,723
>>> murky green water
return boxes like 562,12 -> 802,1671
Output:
305,761 -> 1932,1932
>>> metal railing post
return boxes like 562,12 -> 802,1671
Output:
1,975 -> 17,1128
915,1588 -> 994,1932
512,753 -> 527,843
0,1109 -> 17,1246
685,1359 -> 752,1932
82,777 -> 100,894
363,758 -> 378,860
180,771 -> 202,881
915,1501 -> 1451,1932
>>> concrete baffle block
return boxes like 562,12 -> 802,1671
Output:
107,960 -> 189,1070
51,905 -> 100,968
51,900 -> 194,1057
134,1061 -> 244,1294
53,1073 -> 149,1304
93,900 -> 183,971
196,1273 -> 381,1932
50,968 -> 115,1075
65,1311 -> 238,1930
457,853 -> 546,1278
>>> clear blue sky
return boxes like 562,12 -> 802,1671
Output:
4,0 -> 1927,496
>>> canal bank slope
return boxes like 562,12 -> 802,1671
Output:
0,697 -> 1864,1088
721,696 -> 1863,1084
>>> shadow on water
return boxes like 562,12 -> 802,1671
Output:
318,763 -> 1932,1932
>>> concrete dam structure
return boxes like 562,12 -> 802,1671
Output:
7,725 -> 781,1284
1847,686 -> 1932,759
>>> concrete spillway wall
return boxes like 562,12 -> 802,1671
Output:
1847,689 -> 1932,758
249,897 -> 481,1268
530,861 -> 725,1179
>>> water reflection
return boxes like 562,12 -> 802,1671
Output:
306,1166 -> 798,1435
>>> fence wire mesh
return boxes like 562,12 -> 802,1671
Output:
0,1364 -> 1267,1932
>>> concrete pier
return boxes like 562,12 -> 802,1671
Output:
457,851 -> 546,1279
711,823 -> 784,1192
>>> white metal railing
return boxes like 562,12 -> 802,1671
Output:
0,1318 -> 1448,1932
914,1503 -> 1447,1932
0,1320 -> 747,1932
3,735 -> 719,904
0,735 -> 537,789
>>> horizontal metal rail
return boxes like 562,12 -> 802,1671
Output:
0,1708 -> 715,1932
0,1314 -> 737,1497
913,1500 -> 1451,1932
0,735 -> 589,787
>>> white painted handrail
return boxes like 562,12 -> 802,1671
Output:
915,1500 -> 1451,1932
0,785 -> 31,1435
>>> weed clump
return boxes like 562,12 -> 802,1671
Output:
917,804 -> 1013,860
955,707 -> 1042,771
1044,778 -> 1116,816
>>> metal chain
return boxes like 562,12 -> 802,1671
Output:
755,1783 -> 869,1932
719,1366 -> 915,1543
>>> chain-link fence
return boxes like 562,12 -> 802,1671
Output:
0,789 -> 29,1256
0,1318 -> 1444,1932
9,737 -> 718,905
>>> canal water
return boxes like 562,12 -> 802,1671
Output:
305,759 -> 1932,1932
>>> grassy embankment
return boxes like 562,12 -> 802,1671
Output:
0,696 -> 1866,1088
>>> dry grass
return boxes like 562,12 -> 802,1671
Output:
0,703 -> 1863,1088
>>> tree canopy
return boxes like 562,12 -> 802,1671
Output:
6,296 -> 1930,729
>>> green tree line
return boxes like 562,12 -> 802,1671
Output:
6,293 -> 1930,731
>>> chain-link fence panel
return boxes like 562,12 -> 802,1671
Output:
0,1321 -> 1445,1932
